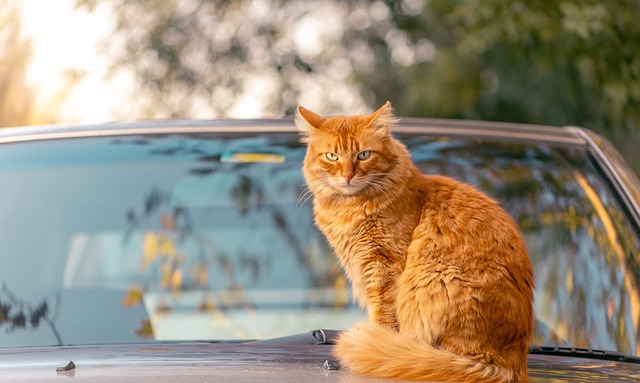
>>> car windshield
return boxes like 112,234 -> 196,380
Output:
0,131 -> 638,357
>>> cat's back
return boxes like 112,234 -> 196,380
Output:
415,173 -> 528,260
420,173 -> 501,212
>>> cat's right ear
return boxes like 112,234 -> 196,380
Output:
367,101 -> 397,135
296,106 -> 326,143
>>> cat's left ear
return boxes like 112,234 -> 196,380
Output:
296,106 -> 326,143
367,101 -> 397,135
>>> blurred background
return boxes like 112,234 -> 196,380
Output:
3,0 -> 640,173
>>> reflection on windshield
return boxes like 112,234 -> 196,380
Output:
0,284 -> 61,345
0,133 -> 638,356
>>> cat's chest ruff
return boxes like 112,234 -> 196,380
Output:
316,209 -> 399,266
317,209 -> 379,241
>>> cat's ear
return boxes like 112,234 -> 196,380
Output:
296,106 -> 326,143
367,101 -> 397,135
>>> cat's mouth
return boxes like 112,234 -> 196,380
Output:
330,178 -> 367,195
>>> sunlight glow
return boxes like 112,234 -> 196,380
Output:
20,0 -> 126,124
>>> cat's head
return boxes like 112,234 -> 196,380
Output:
296,102 -> 404,197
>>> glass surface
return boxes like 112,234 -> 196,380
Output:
0,132 -> 638,357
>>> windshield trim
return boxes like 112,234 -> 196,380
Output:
0,118 -> 587,147
570,127 -> 640,237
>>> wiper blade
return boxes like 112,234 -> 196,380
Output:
251,334 -> 640,365
530,346 -> 640,364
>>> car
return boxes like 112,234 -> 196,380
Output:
0,117 -> 639,382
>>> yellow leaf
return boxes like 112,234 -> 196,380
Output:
134,318 -> 154,339
142,232 -> 159,270
191,263 -> 208,287
123,285 -> 145,307
159,235 -> 176,258
170,269 -> 183,291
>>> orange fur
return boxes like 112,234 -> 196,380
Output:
296,102 -> 534,382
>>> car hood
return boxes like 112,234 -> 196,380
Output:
1,342 -> 639,383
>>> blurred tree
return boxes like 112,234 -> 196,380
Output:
77,0 -> 640,172
76,0 -> 370,117
0,0 -> 35,127
371,1 -> 640,172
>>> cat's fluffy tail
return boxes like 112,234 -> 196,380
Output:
335,322 -> 514,383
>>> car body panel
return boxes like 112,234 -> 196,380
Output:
1,343 -> 639,382
0,118 -> 587,145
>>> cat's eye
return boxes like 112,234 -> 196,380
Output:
325,152 -> 339,161
357,150 -> 371,160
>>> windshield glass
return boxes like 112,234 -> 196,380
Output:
0,132 -> 638,356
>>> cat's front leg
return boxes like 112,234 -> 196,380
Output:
363,261 -> 400,330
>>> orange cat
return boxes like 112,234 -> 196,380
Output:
296,102 -> 534,382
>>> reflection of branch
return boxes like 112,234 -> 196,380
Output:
124,185 -> 247,320
199,235 -> 235,290
172,205 -> 237,291
575,170 -> 640,354
40,294 -> 63,346
124,187 -> 170,244
1,283 -> 63,346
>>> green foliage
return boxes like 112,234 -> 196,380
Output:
374,1 -> 640,171
380,0 -> 640,132
77,0 -> 640,172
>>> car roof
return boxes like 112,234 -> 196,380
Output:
0,118 -> 588,147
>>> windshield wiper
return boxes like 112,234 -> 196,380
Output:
530,346 -> 640,364
250,332 -> 640,365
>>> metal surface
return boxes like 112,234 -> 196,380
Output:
0,342 -> 639,382
569,126 -> 640,235
0,118 -> 587,146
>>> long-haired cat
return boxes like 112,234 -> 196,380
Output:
296,102 -> 534,382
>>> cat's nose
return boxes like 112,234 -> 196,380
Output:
342,166 -> 355,184
342,172 -> 355,185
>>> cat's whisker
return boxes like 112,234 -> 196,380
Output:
296,187 -> 314,208
364,178 -> 396,199
295,179 -> 331,216
296,188 -> 311,206
296,189 -> 315,215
